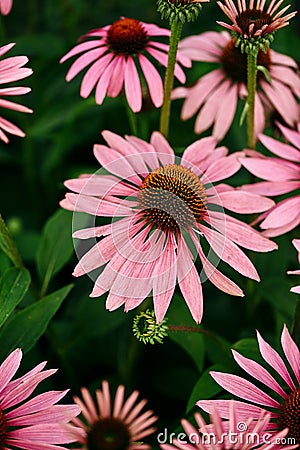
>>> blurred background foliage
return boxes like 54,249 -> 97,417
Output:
0,0 -> 299,446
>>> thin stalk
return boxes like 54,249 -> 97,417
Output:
159,21 -> 183,138
125,96 -> 138,136
246,52 -> 258,149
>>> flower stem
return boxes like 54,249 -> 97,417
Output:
246,52 -> 258,149
125,95 -> 138,136
159,20 -> 183,138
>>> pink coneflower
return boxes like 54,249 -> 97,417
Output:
0,347 -> 80,450
0,0 -> 12,15
172,31 -> 300,140
60,131 -> 277,323
161,402 -> 297,450
217,0 -> 297,40
287,239 -> 300,294
198,325 -> 300,445
240,122 -> 300,237
0,43 -> 33,143
60,17 -> 191,113
67,380 -> 157,450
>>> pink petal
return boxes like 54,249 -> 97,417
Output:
60,40 -> 103,63
138,54 -> 163,108
240,157 -> 298,181
107,55 -> 125,98
209,372 -> 280,408
232,350 -> 287,398
281,324 -> 300,385
124,56 -> 142,112
201,225 -> 260,281
204,154 -> 242,183
259,133 -> 300,162
65,47 -> 107,81
197,399 -> 274,420
260,196 -> 300,229
80,53 -> 114,98
95,58 -> 117,105
150,132 -> 175,165
0,348 -> 22,395
211,190 -> 275,214
213,83 -> 238,140
257,330 -> 296,390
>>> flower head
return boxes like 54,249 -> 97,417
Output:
173,31 -> 300,140
198,325 -> 300,445
0,348 -> 80,450
60,18 -> 191,113
217,0 -> 297,54
0,43 -> 33,143
60,131 -> 277,323
157,0 -> 210,25
133,309 -> 169,345
0,0 -> 12,15
67,380 -> 157,450
240,122 -> 300,237
161,402 -> 297,450
287,239 -> 300,294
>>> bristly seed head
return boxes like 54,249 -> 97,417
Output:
88,417 -> 131,450
139,164 -> 207,232
107,18 -> 148,55
279,388 -> 300,443
237,9 -> 273,37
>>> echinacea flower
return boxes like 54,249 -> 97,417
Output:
0,348 -> 80,450
217,0 -> 297,42
60,130 -> 277,323
160,402 -> 297,450
0,0 -> 12,15
66,380 -> 157,450
240,122 -> 300,237
198,324 -> 300,445
60,17 -> 191,113
287,239 -> 300,294
0,43 -> 33,143
172,31 -> 300,140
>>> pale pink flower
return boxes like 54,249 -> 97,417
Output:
66,380 -> 157,450
217,0 -> 297,39
0,348 -> 80,450
0,0 -> 13,15
173,31 -> 300,140
60,17 -> 191,113
198,325 -> 300,444
287,239 -> 300,294
161,402 -> 296,450
0,43 -> 33,143
60,131 -> 277,323
240,122 -> 300,237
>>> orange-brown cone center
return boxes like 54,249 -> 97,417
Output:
279,388 -> 300,444
106,18 -> 148,55
139,164 -> 207,232
88,418 -> 131,450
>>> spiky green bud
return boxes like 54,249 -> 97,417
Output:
133,310 -> 169,345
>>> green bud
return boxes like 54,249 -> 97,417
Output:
133,309 -> 169,345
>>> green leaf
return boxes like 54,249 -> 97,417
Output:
0,214 -> 23,268
36,209 -> 74,295
0,268 -> 31,328
232,338 -> 261,362
169,330 -> 204,372
187,364 -> 224,411
0,284 -> 73,358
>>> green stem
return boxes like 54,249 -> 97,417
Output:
125,95 -> 138,136
246,52 -> 258,149
291,297 -> 300,347
159,21 -> 183,138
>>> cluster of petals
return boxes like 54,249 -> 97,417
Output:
173,31 -> 300,140
60,18 -> 191,113
66,380 -> 157,450
198,324 -> 300,439
61,130 -> 277,323
240,122 -> 300,237
0,348 -> 81,450
0,0 -> 12,15
217,0 -> 297,39
287,239 -> 300,294
161,402 -> 296,450
0,43 -> 33,143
